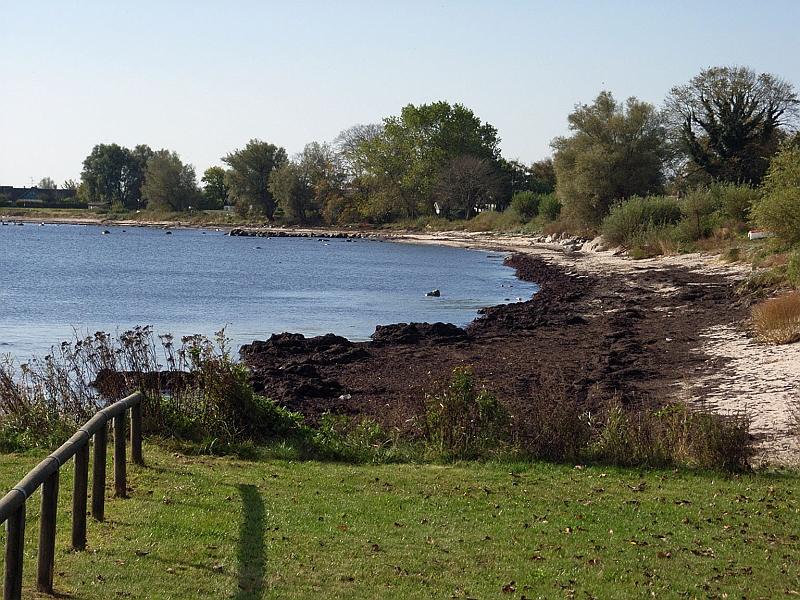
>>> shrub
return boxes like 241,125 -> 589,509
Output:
312,413 -> 407,463
0,327 -> 309,453
601,195 -> 681,252
751,291 -> 800,344
510,371 -> 591,461
423,366 -> 510,460
590,401 -> 752,472
675,187 -> 716,242
710,181 -> 758,223
509,191 -> 541,221
537,193 -> 562,222
463,209 -> 520,232
751,144 -> 800,247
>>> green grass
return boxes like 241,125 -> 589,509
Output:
1,445 -> 799,599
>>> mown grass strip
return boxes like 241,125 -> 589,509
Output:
1,445 -> 798,599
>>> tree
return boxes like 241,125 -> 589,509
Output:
750,144 -> 800,247
38,177 -> 57,189
222,140 -> 287,219
141,149 -> 200,212
359,102 -> 502,220
665,66 -> 800,186
551,91 -> 667,227
268,162 -> 314,224
80,143 -> 153,209
200,166 -> 229,210
433,155 -> 500,219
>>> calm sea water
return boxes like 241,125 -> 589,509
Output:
0,223 -> 538,361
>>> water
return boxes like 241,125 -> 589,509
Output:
0,223 -> 538,360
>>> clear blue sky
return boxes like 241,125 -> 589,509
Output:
2,0 -> 799,188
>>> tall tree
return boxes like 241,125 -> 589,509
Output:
222,140 -> 287,219
80,143 -> 153,209
200,166 -> 229,209
665,66 -> 800,185
359,102 -> 502,220
141,150 -> 200,212
268,162 -> 314,224
434,155 -> 500,219
551,91 -> 667,227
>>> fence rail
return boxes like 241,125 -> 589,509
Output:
1,391 -> 144,600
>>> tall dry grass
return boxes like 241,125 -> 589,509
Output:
751,291 -> 800,344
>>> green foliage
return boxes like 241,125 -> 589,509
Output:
601,195 -> 682,250
200,165 -> 229,209
552,91 -> 667,228
751,144 -> 800,247
358,101 -> 502,219
0,328 -> 308,454
673,187 -> 717,242
509,190 -> 541,221
710,181 -> 759,223
312,413 -> 408,463
592,401 -> 752,472
537,192 -> 562,222
80,143 -> 153,210
142,149 -> 201,212
423,366 -> 510,460
268,162 -> 315,225
666,66 -> 799,185
222,139 -> 288,219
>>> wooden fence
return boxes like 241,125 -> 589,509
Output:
0,391 -> 144,600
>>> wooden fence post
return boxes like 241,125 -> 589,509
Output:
92,424 -> 107,521
131,401 -> 143,466
3,503 -> 25,600
72,442 -> 89,550
36,470 -> 59,593
113,414 -> 127,498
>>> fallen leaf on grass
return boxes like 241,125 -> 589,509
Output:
502,581 -> 516,593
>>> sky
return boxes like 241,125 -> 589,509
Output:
2,0 -> 800,188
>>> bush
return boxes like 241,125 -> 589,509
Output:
751,291 -> 800,344
312,413 -> 408,463
423,366 -> 510,460
751,144 -> 800,247
591,401 -> 752,472
537,193 -> 562,222
509,191 -> 541,221
601,195 -> 681,253
510,371 -> 591,461
0,327 -> 309,453
710,181 -> 758,223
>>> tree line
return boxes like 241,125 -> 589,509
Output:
73,65 -> 800,235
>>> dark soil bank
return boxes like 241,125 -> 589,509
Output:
240,253 -> 749,430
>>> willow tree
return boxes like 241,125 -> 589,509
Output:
551,91 -> 667,228
223,140 -> 287,218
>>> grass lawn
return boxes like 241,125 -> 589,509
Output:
1,444 -> 798,599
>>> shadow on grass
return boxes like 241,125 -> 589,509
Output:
236,484 -> 266,598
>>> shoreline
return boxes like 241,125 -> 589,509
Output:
5,215 -> 798,464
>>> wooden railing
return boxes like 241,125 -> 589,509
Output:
0,391 -> 144,600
